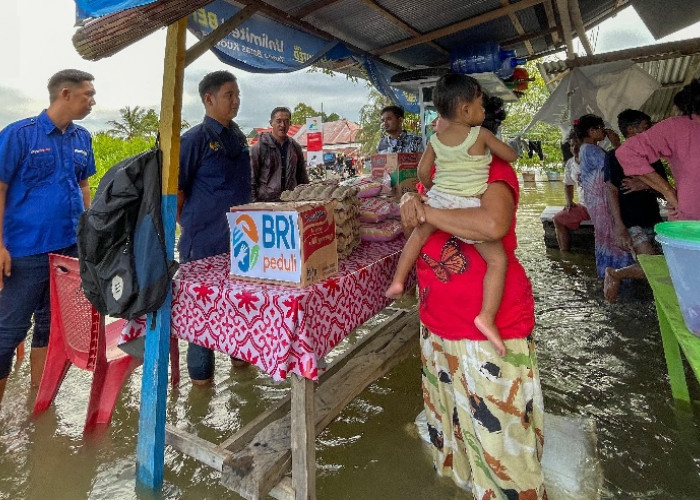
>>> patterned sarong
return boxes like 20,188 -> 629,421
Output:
420,324 -> 547,499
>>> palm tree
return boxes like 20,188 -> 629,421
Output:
107,106 -> 191,139
106,106 -> 149,139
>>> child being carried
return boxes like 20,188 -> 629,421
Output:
386,73 -> 517,356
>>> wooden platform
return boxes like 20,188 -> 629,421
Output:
164,305 -> 419,500
540,206 -> 595,251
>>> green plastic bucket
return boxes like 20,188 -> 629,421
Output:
655,221 -> 700,336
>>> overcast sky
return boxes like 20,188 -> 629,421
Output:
2,1 -> 699,133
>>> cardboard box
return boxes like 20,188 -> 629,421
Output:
227,201 -> 337,287
370,153 -> 421,199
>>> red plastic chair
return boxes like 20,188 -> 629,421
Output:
33,254 -> 180,430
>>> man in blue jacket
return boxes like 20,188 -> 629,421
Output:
0,69 -> 96,406
177,70 -> 252,385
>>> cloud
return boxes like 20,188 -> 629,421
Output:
0,0 -> 371,134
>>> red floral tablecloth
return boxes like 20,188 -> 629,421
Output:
121,238 -> 409,381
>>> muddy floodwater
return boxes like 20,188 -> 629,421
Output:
1,179 -> 699,499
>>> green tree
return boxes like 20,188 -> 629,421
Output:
500,60 -> 565,170
90,133 -> 155,194
356,89 -> 420,156
107,106 -> 190,139
107,106 -> 149,139
291,103 -> 321,124
290,103 -> 343,124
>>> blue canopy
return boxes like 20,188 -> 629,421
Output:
74,0 -> 419,112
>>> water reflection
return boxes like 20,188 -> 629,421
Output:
1,180 -> 699,499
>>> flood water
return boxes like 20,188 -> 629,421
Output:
1,179 -> 699,499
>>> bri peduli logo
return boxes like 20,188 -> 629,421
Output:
231,214 -> 260,272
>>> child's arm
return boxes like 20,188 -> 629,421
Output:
481,128 -> 518,162
417,142 -> 436,191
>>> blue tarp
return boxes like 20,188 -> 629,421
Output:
73,0 -> 418,113
75,0 -> 156,18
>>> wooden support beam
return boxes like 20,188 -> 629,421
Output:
568,0 -> 594,56
566,37 -> 700,69
372,0 -> 544,56
359,0 -> 448,56
216,309 -> 418,500
217,310 -> 405,454
555,0 -> 575,60
135,16 -> 186,490
166,425 -> 230,470
291,376 -> 315,500
185,5 -> 258,67
543,0 -> 561,44
501,0 -> 534,55
501,26 -> 558,50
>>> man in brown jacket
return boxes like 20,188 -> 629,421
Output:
251,107 -> 309,201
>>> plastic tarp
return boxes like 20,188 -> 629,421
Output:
73,0 -> 419,113
75,0 -> 156,18
522,61 -> 660,136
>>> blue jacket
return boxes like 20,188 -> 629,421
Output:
0,110 -> 95,257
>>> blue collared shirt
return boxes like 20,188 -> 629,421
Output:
178,115 -> 252,261
377,130 -> 424,154
0,110 -> 95,257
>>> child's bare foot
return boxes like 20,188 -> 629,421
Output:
603,267 -> 620,304
385,282 -> 405,299
475,315 -> 507,356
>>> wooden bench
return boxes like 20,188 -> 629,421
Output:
540,206 -> 594,251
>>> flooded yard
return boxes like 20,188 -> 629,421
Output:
1,179 -> 699,499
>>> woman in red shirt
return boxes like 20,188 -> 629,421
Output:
401,105 -> 545,498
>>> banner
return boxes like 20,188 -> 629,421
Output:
73,0 -> 420,112
306,116 -> 323,167
188,1 -> 352,73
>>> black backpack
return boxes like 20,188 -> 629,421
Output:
77,147 -> 178,320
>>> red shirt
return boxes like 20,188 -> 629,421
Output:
416,157 -> 535,341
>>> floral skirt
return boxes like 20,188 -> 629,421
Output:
420,324 -> 547,499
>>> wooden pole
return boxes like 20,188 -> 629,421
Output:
135,16 -> 186,489
566,37 -> 700,69
291,376 -> 316,500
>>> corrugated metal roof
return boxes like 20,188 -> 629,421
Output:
541,52 -> 700,122
72,0 -> 700,120
639,56 -> 700,122
74,0 -> 645,69
294,119 -> 361,147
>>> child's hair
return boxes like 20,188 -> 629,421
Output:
573,114 -> 604,140
617,109 -> 651,138
673,78 -> 700,117
432,73 -> 482,120
481,95 -> 506,134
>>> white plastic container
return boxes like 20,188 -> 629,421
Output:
655,221 -> 700,336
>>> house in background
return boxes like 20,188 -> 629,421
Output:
247,119 -> 362,161
247,124 -> 303,146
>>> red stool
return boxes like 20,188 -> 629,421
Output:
33,254 -> 179,431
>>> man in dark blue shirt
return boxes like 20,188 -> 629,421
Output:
0,69 -> 96,406
177,70 -> 252,385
